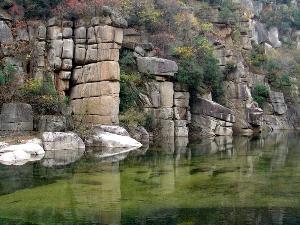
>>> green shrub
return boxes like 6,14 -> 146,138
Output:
119,70 -> 143,113
119,50 -> 136,69
175,36 -> 224,103
252,84 -> 269,107
20,76 -> 65,115
0,64 -> 17,85
249,43 -> 266,69
224,61 -> 237,77
119,108 -> 147,128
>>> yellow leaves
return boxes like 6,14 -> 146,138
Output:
174,46 -> 194,59
138,7 -> 162,23
174,12 -> 213,33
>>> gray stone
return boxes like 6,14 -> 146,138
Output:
62,59 -> 73,70
75,44 -> 86,65
0,21 -> 13,44
214,125 -> 233,136
135,46 -> 145,56
92,125 -> 129,136
247,107 -> 263,126
268,27 -> 282,48
191,97 -> 235,123
160,82 -> 174,107
42,132 -> 85,151
47,26 -> 62,40
136,57 -> 178,76
0,103 -> 33,123
160,120 -> 175,137
269,91 -> 287,115
74,27 -> 86,40
62,39 -> 74,59
16,28 -> 29,41
37,116 -> 67,132
175,126 -> 188,137
63,27 -> 73,38
127,126 -> 149,143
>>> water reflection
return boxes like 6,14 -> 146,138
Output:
0,132 -> 300,225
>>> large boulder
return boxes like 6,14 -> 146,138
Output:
0,142 -> 45,166
42,132 -> 85,151
0,103 -> 33,131
136,57 -> 178,76
86,125 -> 142,148
0,143 -> 45,156
86,131 -> 142,148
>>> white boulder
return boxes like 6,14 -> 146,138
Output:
86,131 -> 142,148
0,143 -> 45,155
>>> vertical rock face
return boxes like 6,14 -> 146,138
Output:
69,19 -> 123,125
137,57 -> 190,138
0,103 -> 33,131
190,98 -> 235,137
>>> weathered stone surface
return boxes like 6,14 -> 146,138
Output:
175,126 -> 189,137
0,103 -> 33,124
269,91 -> 287,115
70,82 -> 120,99
98,45 -> 119,61
174,92 -> 190,107
137,57 -> 178,76
74,115 -> 119,125
47,26 -> 62,40
102,6 -> 127,27
63,27 -> 73,38
214,125 -> 233,136
174,107 -> 187,120
37,115 -> 67,132
73,62 -> 120,84
247,107 -> 263,126
160,120 -> 175,137
86,44 -> 98,63
85,131 -> 142,148
145,82 -> 160,108
74,44 -> 86,64
92,125 -> 129,136
127,126 -> 149,143
147,108 -> 173,120
16,28 -> 29,41
62,39 -> 74,59
160,82 -> 174,107
71,96 -> 119,116
268,27 -> 282,48
74,26 -> 86,40
0,21 -> 13,44
87,27 -> 97,44
0,143 -> 44,155
95,25 -> 123,44
191,97 -> 235,123
62,59 -> 73,70
42,132 -> 85,151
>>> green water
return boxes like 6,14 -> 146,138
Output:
1,132 -> 300,225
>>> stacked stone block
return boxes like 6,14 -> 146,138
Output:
70,19 -> 123,125
137,57 -> 190,138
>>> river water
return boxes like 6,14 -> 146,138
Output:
0,132 -> 300,225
